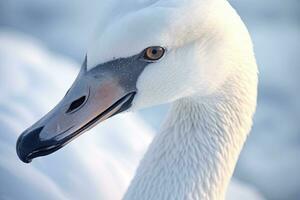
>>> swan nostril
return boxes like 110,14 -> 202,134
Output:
66,96 -> 87,113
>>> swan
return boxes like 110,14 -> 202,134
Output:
16,0 -> 258,199
0,31 -> 262,200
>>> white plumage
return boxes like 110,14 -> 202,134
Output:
87,0 -> 257,200
0,31 -> 263,200
87,0 -> 259,199
1,0 -> 262,199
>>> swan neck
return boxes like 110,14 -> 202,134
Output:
124,73 -> 257,200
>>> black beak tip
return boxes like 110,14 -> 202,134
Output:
16,126 -> 44,164
16,134 -> 32,163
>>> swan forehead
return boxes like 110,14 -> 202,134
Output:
87,8 -> 171,69
87,1 -> 209,70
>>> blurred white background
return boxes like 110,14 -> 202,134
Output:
0,0 -> 299,199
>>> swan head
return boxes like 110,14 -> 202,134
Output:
16,0 -> 255,163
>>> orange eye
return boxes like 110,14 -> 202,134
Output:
143,46 -> 165,61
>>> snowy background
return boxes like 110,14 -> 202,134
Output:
0,0 -> 299,199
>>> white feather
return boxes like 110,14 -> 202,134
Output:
1,0 -> 260,199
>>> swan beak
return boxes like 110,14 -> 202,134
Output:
16,56 -> 147,163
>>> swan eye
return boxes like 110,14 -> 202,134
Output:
143,46 -> 165,61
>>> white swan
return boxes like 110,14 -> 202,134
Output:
15,0 -> 258,199
0,32 -> 263,200
1,31 -> 262,199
